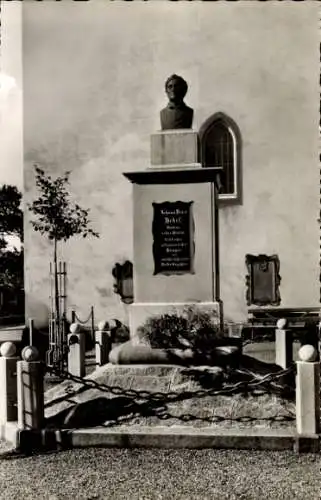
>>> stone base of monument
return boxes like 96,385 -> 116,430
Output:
129,301 -> 222,343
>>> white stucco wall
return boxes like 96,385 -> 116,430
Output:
0,2 -> 23,190
22,2 -> 319,326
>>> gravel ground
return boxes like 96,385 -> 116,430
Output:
0,443 -> 320,500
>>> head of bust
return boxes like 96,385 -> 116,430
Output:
165,74 -> 188,105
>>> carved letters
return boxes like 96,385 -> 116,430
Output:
152,201 -> 195,275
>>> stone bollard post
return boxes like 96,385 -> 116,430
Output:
296,345 -> 320,435
0,342 -> 19,424
67,323 -> 85,377
17,346 -> 44,430
275,318 -> 293,369
95,320 -> 115,366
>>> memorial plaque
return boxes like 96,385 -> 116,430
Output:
152,201 -> 194,275
245,254 -> 281,306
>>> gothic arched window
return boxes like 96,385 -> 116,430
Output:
199,113 -> 241,203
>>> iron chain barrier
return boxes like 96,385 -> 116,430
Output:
71,307 -> 95,341
72,310 -> 94,327
45,363 -> 297,426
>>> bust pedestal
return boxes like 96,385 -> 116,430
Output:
123,130 -> 222,341
150,130 -> 200,167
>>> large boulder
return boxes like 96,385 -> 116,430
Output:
109,340 -> 241,366
109,341 -> 194,365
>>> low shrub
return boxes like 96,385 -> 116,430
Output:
138,306 -> 224,354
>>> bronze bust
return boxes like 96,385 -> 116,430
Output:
160,75 -> 194,130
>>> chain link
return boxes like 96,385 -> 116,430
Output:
74,311 -> 94,326
46,364 -> 295,402
45,364 -> 296,425
242,334 -> 275,346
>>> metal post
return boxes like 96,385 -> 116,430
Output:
91,306 -> 95,344
28,318 -> 34,346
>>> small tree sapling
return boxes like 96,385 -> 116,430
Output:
28,165 -> 99,332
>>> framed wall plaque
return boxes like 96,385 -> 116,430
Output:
112,260 -> 134,304
152,201 -> 195,275
245,254 -> 281,306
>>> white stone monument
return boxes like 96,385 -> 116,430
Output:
124,128 -> 223,341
